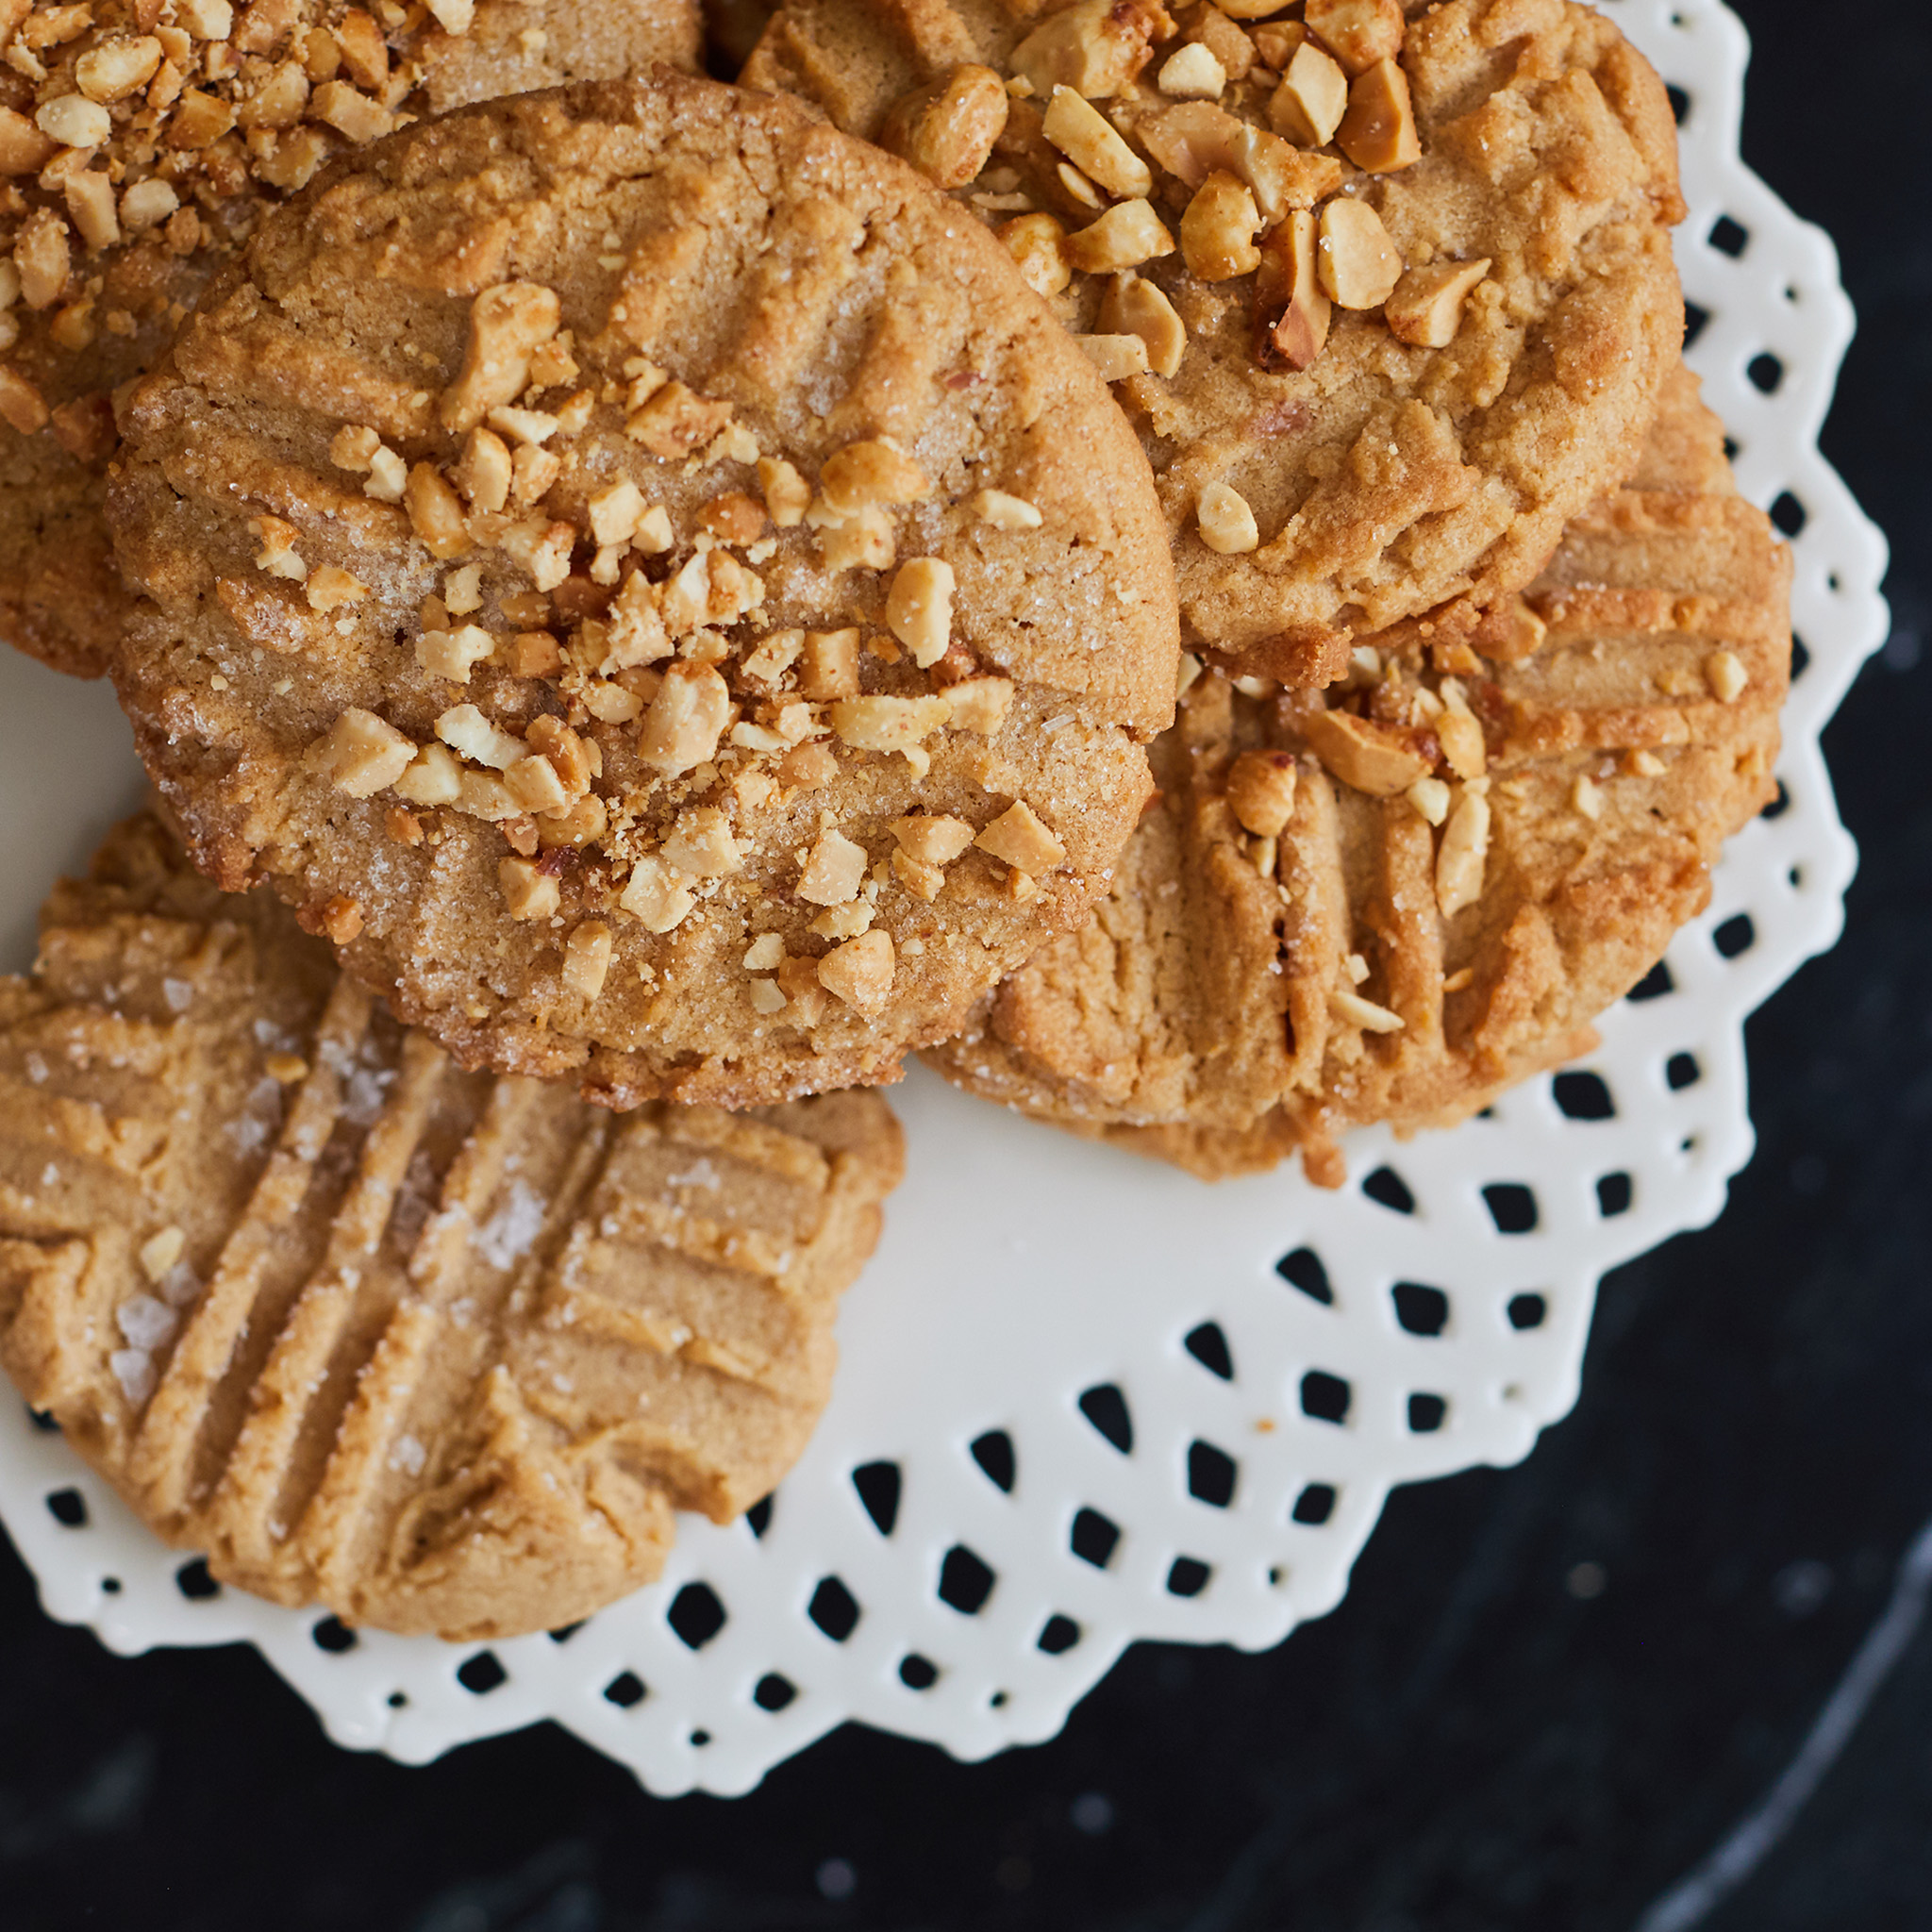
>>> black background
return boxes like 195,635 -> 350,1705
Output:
5,1 -> 1929,1924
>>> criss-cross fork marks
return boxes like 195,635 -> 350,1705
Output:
0,847 -> 899,1636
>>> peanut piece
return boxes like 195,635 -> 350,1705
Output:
305,566 -> 367,613
120,178 -> 178,232
661,806 -> 742,878
943,676 -> 1014,736
1304,0 -> 1403,75
894,814 -> 976,865
999,212 -> 1072,297
886,558 -> 956,669
1269,40 -> 1347,147
307,708 -> 415,797
440,283 -> 558,435
620,856 -> 695,933
757,456 -> 810,527
417,624 -> 495,684
1098,273 -> 1186,377
797,628 -> 860,701
1385,258 -> 1491,349
1180,171 -> 1262,281
498,856 -> 559,922
971,488 -> 1044,530
638,662 -> 731,775
310,79 -> 391,143
625,380 -> 732,459
1435,788 -> 1490,917
37,92 -> 111,148
817,928 -> 895,1016
64,170 -> 119,252
1318,198 -> 1402,308
880,64 -> 1008,189
436,704 -> 524,771
1196,480 -> 1259,555
821,438 -> 929,515
77,36 -> 164,102
250,514 -> 306,579
1251,21 -> 1307,66
829,694 -> 952,752
1255,208 -> 1330,369
1705,650 -> 1748,702
405,462 -> 471,559
0,367 -> 47,435
1303,708 -> 1430,794
1226,750 -> 1298,836
15,208 -> 70,309
562,922 -> 612,1001
1188,7 -> 1256,81
1079,334 -> 1152,383
1337,58 -> 1420,173
798,829 -> 868,906
975,800 -> 1067,874
394,742 -> 463,808
1042,86 -> 1153,199
1008,0 -> 1164,101
1158,43 -> 1226,98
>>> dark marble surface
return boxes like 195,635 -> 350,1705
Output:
5,1 -> 1930,1924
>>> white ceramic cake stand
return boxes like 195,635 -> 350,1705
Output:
0,0 -> 1890,1797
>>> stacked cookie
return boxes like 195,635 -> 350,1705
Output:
0,1 -> 1790,1636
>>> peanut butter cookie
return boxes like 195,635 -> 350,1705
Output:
744,0 -> 1686,681
926,367 -> 1789,1181
108,75 -> 1178,1108
0,0 -> 703,680
0,810 -> 903,1639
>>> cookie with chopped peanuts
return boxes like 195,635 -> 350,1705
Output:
0,809 -> 903,1640
741,0 -> 1686,681
108,74 -> 1180,1108
924,366 -> 1789,1183
0,0 -> 704,683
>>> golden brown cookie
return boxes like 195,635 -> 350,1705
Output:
925,366 -> 1789,1182
743,0 -> 1686,681
108,74 -> 1179,1108
0,0 -> 703,680
0,811 -> 903,1640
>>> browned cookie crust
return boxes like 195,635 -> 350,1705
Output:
744,0 -> 1685,681
0,0 -> 703,679
108,75 -> 1178,1108
925,366 -> 1789,1182
0,811 -> 903,1639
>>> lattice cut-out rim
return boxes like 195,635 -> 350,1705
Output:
0,0 -> 1891,1799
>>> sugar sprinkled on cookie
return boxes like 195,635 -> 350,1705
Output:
108,74 -> 1179,1108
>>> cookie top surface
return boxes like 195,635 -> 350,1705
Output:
743,0 -> 1686,678
0,811 -> 903,1639
925,366 -> 1790,1182
0,0 -> 703,679
109,73 -> 1179,1108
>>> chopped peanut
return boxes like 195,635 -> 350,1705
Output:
405,462 -> 471,559
886,558 -> 956,669
637,661 -> 731,775
1386,258 -> 1491,349
797,628 -> 861,701
779,741 -> 840,790
1098,273 -> 1186,377
974,800 -> 1066,874
394,742 -> 463,807
1331,985 -> 1404,1033
1303,708 -> 1430,794
1042,86 -> 1153,198
1436,689 -> 1487,780
1008,0 -> 1164,102
821,438 -> 929,515
64,171 -> 120,253
37,92 -> 111,148
1318,198 -> 1403,308
944,676 -> 1014,736
971,488 -> 1044,530
77,35 -> 164,102
816,928 -> 895,1016
1197,480 -> 1259,555
1226,750 -> 1298,837
1078,333 -> 1152,382
1304,0 -> 1403,75
1181,171 -> 1262,282
1705,650 -> 1748,702
1337,58 -> 1420,173
498,856 -> 559,922
743,933 -> 786,971
250,513 -> 307,580
894,814 -> 976,865
881,64 -> 1009,189
1269,39 -> 1348,146
1435,787 -> 1491,917
1065,198 -> 1174,275
306,566 -> 368,613
891,850 -> 945,901
619,855 -> 695,933
798,829 -> 869,906
1256,208 -> 1330,369
16,208 -> 71,309
999,212 -> 1072,297
0,368 -> 48,435
658,805 -> 742,878
436,703 -> 524,771
561,922 -> 612,1000
626,380 -> 732,459
307,708 -> 415,797
1407,774 -> 1451,824
140,1226 -> 187,1280
757,456 -> 811,527
1158,43 -> 1226,98
329,424 -> 380,472
588,479 -> 646,547
829,693 -> 952,753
